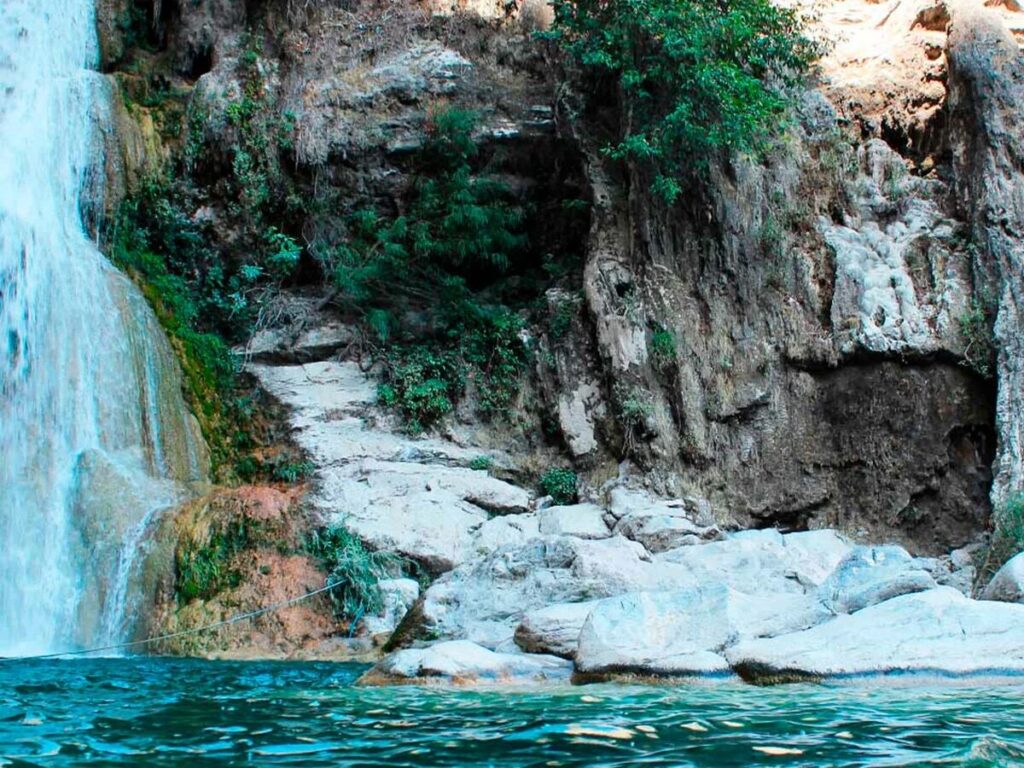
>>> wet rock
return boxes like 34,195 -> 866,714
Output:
728,588 -> 1024,681
513,601 -> 599,658
981,553 -> 1024,604
538,504 -> 611,539
817,545 -> 936,614
356,640 -> 572,686
574,586 -> 829,681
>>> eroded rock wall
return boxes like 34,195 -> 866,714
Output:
101,0 -> 1022,571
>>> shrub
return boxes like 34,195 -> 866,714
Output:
377,346 -> 465,433
305,526 -> 403,620
546,0 -> 818,200
331,107 -> 526,337
470,455 -> 494,471
959,298 -> 996,377
540,468 -> 578,505
376,308 -> 527,431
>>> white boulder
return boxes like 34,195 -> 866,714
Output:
727,587 -> 1024,681
356,640 -> 572,685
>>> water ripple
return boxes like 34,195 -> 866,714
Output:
1,659 -> 1024,766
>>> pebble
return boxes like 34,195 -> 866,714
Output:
721,721 -> 743,728
580,695 -> 602,703
636,725 -> 656,734
681,722 -> 708,732
836,731 -> 854,739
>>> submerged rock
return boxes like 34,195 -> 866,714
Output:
727,588 -> 1024,682
356,640 -> 572,686
981,553 -> 1024,604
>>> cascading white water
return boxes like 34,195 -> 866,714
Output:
0,0 -> 207,656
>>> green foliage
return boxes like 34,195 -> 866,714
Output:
620,388 -> 654,454
470,455 -> 494,471
330,107 -> 526,335
177,518 -> 258,602
378,346 -> 465,433
546,0 -> 818,199
305,526 -> 403,620
222,47 -> 299,229
650,325 -> 677,370
959,298 -> 996,377
978,493 -> 1024,590
463,309 -> 527,417
540,468 -> 578,505
376,308 -> 527,431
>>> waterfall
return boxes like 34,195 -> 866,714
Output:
0,0 -> 207,656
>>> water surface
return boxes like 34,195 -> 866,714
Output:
1,658 -> 1023,766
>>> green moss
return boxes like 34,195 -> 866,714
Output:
177,517 -> 260,602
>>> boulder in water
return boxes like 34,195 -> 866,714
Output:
727,587 -> 1024,682
573,586 -> 830,681
356,640 -> 572,685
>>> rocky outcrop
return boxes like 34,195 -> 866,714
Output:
574,587 -> 829,681
104,0 -> 1024,668
400,529 -> 853,650
251,360 -> 531,573
728,588 -> 1024,682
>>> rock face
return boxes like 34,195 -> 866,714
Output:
728,588 -> 1024,681
356,640 -> 572,686
981,553 -> 1024,604
104,0 -> 1024,668
946,1 -> 1024,509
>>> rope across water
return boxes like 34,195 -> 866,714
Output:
0,582 -> 341,662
